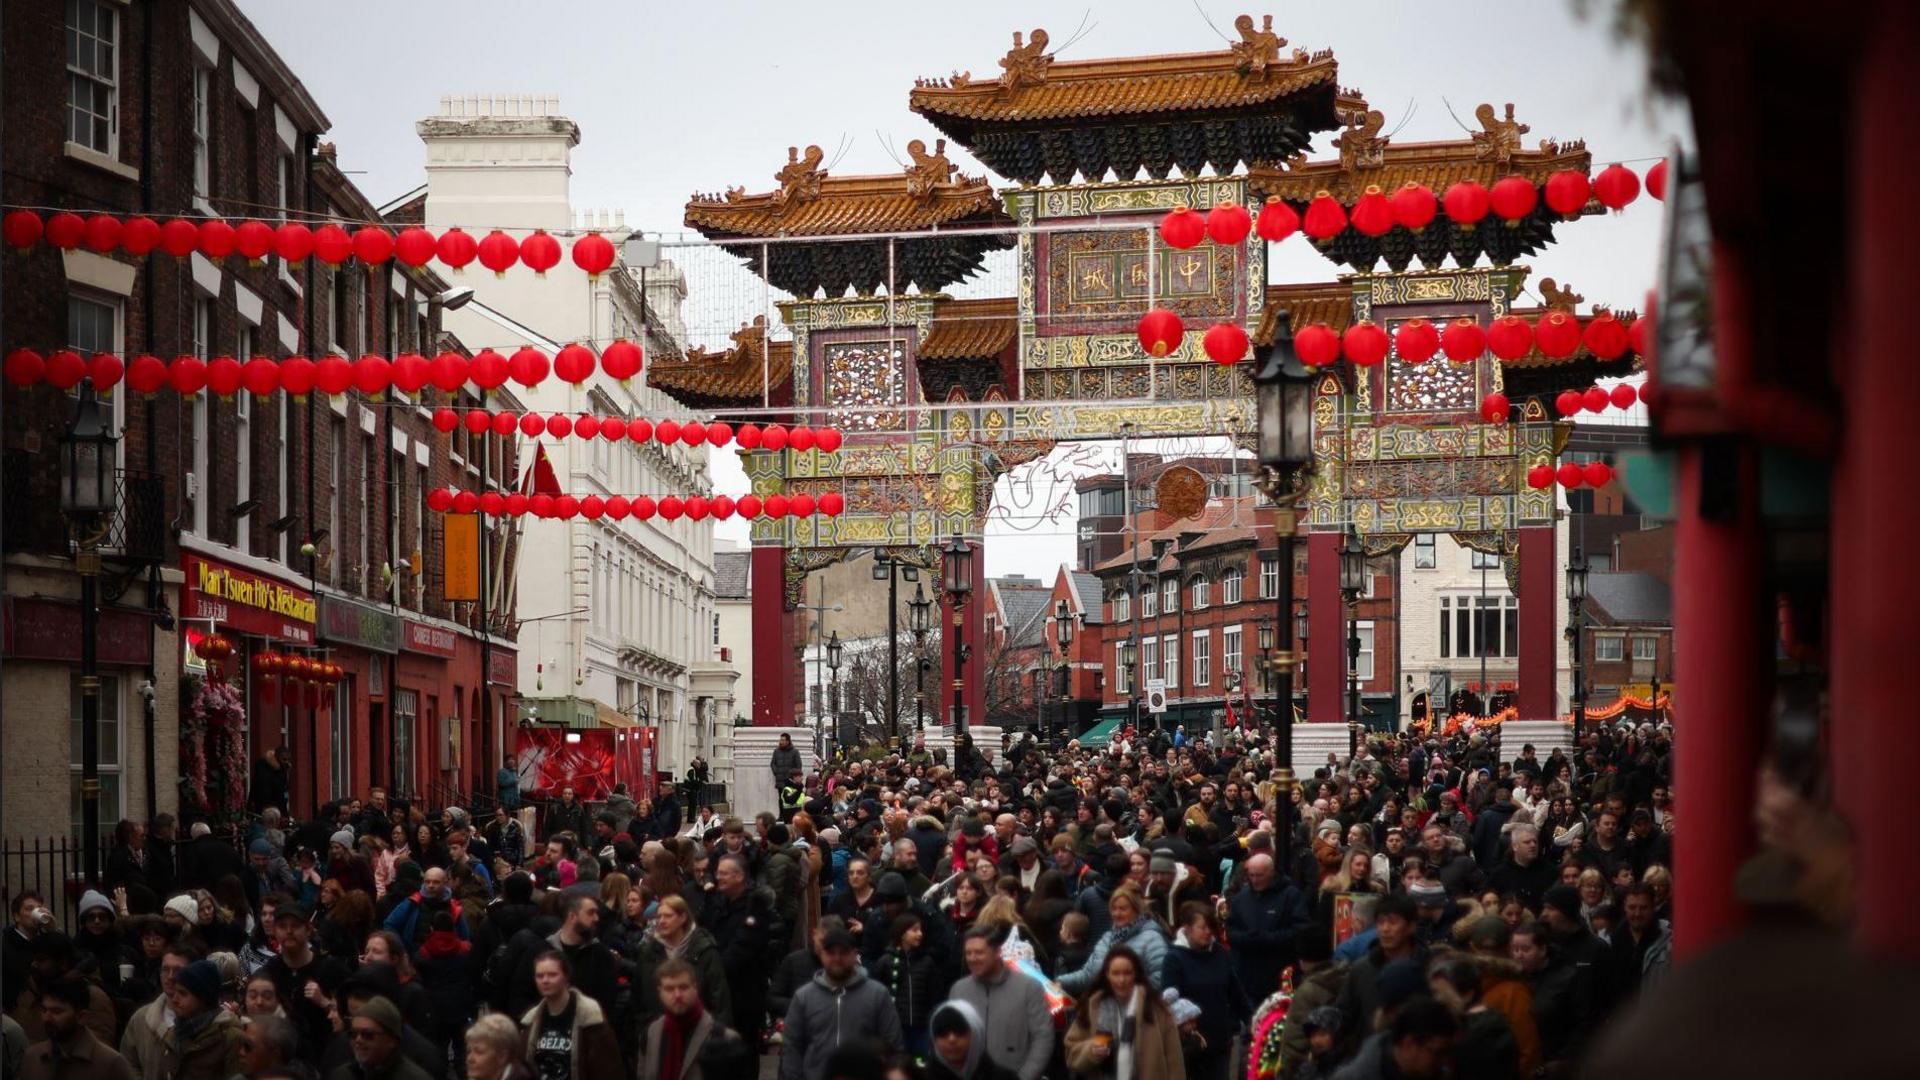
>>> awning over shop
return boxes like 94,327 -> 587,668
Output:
596,702 -> 637,730
1077,715 -> 1125,748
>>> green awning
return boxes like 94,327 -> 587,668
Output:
1077,715 -> 1126,748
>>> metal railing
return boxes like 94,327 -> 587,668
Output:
1,836 -> 102,935
1,453 -> 166,563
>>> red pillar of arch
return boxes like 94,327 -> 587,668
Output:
751,545 -> 798,726
1516,525 -> 1558,721
1306,531 -> 1344,722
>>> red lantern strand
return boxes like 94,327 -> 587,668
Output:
428,487 -> 849,518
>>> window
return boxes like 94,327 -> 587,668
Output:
1223,625 -> 1243,673
67,0 -> 117,154
1476,597 -> 1502,658
1190,575 -> 1209,609
1115,641 -> 1133,694
328,416 -> 345,585
332,269 -> 352,353
1192,630 -> 1211,686
1111,590 -> 1130,623
278,153 -> 293,214
1632,635 -> 1658,661
68,294 -> 117,361
1162,635 -> 1179,687
1414,534 -> 1437,569
1471,547 -> 1501,570
329,680 -> 351,799
1595,636 -> 1625,662
359,432 -> 372,593
69,674 -> 122,837
1440,598 -> 1451,658
392,689 -> 417,797
1141,582 -> 1157,618
192,64 -> 211,196
1260,557 -> 1280,599
1141,638 -> 1159,684
1161,578 -> 1178,614
414,465 -> 428,608
1354,623 -> 1376,681
189,300 -> 212,536
1222,566 -> 1243,605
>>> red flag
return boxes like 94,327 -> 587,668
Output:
521,443 -> 564,497
1225,697 -> 1238,728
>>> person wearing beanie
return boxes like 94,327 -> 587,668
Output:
329,995 -> 431,1080
72,890 -> 130,1000
162,894 -> 201,930
156,959 -> 241,1080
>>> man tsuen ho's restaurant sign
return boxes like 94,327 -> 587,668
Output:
183,553 -> 317,644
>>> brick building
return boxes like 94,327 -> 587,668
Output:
1,0 -> 520,841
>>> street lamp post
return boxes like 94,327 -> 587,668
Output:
1340,527 -> 1367,756
1257,616 -> 1276,726
872,552 -> 920,744
1054,599 -> 1075,743
942,533 -> 974,736
908,584 -> 933,732
826,630 -> 842,753
1566,546 -> 1590,742
62,380 -> 118,883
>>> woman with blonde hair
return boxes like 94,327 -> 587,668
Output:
974,894 -> 1049,969
465,1013 -> 533,1080
1057,884 -> 1170,996
632,893 -> 732,1029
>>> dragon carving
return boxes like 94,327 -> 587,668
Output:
1338,108 -> 1388,170
1230,14 -> 1286,75
903,138 -> 955,199
1472,103 -> 1530,163
998,29 -> 1052,91
770,145 -> 826,213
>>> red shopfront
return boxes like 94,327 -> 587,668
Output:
180,552 -> 319,813
398,618 -> 518,804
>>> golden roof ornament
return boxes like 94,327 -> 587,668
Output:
1538,278 -> 1585,312
1230,14 -> 1286,75
1157,466 -> 1209,521
1472,103 -> 1531,163
903,138 -> 956,199
771,145 -> 826,214
997,29 -> 1053,92
1338,108 -> 1388,170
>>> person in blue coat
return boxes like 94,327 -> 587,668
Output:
1224,853 -> 1310,1002
1056,885 -> 1169,996
382,866 -> 471,950
1163,901 -> 1252,1080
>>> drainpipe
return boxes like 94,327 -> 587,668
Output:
140,0 -> 160,820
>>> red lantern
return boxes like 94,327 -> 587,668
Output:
1637,382 -> 1658,411
469,349 -> 509,391
758,424 -> 785,451
1489,176 -> 1538,224
815,428 -> 842,453
788,493 -> 815,517
600,417 -> 627,442
42,350 -> 85,391
453,490 -> 480,515
631,496 -> 657,520
1394,318 -> 1440,364
519,230 -> 562,275
1593,164 -> 1640,211
433,408 -> 459,433
706,422 -> 733,447
1204,201 -> 1252,245
1534,311 -> 1581,358
429,351 -> 469,393
1486,315 -> 1534,360
518,412 -> 545,437
1342,321 -> 1390,367
1254,197 -> 1299,242
463,410 -> 491,434
545,414 -> 573,438
737,424 -> 763,449
394,227 -> 436,267
84,213 -> 124,253
1526,464 -> 1553,490
1440,318 -> 1486,363
819,492 -> 845,516
280,357 -> 316,399
1583,386 -> 1610,413
600,339 -> 642,383
736,495 -> 762,519
1609,382 -> 1638,410
121,216 -> 161,256
3,349 -> 44,387
242,357 -> 280,397
1158,206 -> 1206,250
580,495 -> 605,521
353,354 -> 392,397
234,220 -> 274,263
1582,312 -> 1630,359
508,346 -> 548,388
1556,462 -> 1584,488
627,418 -> 653,444
437,227 -> 478,272
1385,184 -> 1433,233
711,495 -> 736,520
3,209 -> 43,250
1555,390 -> 1584,417
275,222 -> 315,263
1303,192 -> 1347,240
427,487 -> 454,512
685,496 -> 710,522
312,224 -> 353,265
1646,159 -> 1669,202
1481,392 -> 1510,424
1199,323 -> 1247,365
45,212 -> 86,249
481,491 -> 506,517
477,230 -> 519,276
161,218 -> 201,259
205,355 -> 243,398
491,411 -> 518,437
128,355 -> 168,396
351,226 -> 393,265
529,494 -> 554,518
314,356 -> 352,397
1583,462 -> 1613,488
571,233 -> 615,277
1349,186 -> 1394,237
506,493 -> 530,517
683,421 -> 709,446
783,424 -> 810,451
553,343 -> 596,385
1294,323 -> 1341,367
1136,309 -> 1185,358
575,414 -> 601,440
1627,315 -> 1649,357
89,353 -> 124,391
659,496 -> 685,521
1442,181 -> 1490,227
198,219 -> 237,259
604,495 -> 630,520
763,494 -> 789,519
1543,170 -> 1591,216
168,355 -> 208,395
391,352 -> 430,395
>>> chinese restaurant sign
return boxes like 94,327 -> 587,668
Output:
183,553 -> 316,644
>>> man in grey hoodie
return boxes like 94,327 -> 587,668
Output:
779,926 -> 901,1080
947,927 -> 1054,1080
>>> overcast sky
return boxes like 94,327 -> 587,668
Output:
242,0 -> 1689,580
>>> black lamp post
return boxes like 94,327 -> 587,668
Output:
1340,526 -> 1367,756
1053,600 -> 1074,742
872,552 -> 919,744
942,532 -> 974,736
908,583 -> 933,733
1255,314 -> 1316,863
1257,615 -> 1276,724
1566,546 -> 1590,742
826,630 -> 843,749
63,379 -> 118,883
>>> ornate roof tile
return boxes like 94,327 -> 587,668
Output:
919,297 -> 1017,360
685,142 -> 1010,239
646,316 -> 793,409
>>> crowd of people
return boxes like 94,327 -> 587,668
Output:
1,719 -> 1682,1080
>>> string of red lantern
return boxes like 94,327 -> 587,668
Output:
424,408 -> 844,452
1269,311 -> 1643,370
1527,459 -> 1616,490
427,488 -> 847,521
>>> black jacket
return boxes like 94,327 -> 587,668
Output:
1485,856 -> 1558,912
766,946 -> 820,1022
543,800 -> 591,842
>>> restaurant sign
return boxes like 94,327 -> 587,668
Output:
319,595 -> 401,654
183,553 -> 316,644
403,619 -> 458,658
